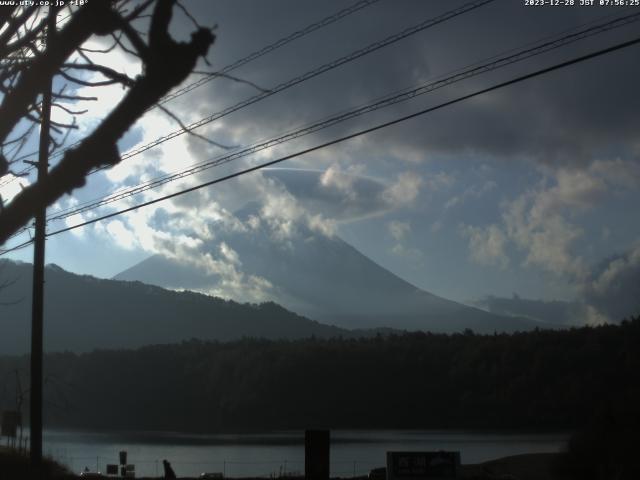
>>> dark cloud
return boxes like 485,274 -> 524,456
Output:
262,168 -> 390,221
174,0 -> 640,166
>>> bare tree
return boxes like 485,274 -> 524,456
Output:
0,0 -> 216,244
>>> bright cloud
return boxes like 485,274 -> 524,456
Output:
460,159 -> 640,281
382,172 -> 423,207
461,224 -> 509,269
319,163 -> 365,199
388,221 -> 411,242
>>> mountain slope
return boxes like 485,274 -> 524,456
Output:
0,260 -> 346,355
115,227 -> 548,333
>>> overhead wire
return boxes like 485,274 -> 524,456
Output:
0,0 -> 384,185
3,0 -> 496,206
157,0 -> 383,105
47,10 -> 640,222
2,32 -> 638,254
108,0 -> 497,163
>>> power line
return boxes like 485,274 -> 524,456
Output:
114,0 -> 495,163
23,0 -> 383,170
43,0 -> 503,219
4,33 -> 631,248
2,0 -> 494,196
47,10 -> 640,223
46,7 -> 636,219
158,0 -> 383,105
0,237 -> 33,255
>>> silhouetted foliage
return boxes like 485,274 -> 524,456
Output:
553,398 -> 640,479
1,317 -> 638,433
0,448 -> 71,479
0,1 -> 215,244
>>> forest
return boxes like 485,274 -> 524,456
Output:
1,317 -> 639,433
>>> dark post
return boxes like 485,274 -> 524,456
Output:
305,430 -> 330,480
30,6 -> 55,467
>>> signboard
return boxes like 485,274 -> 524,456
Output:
386,452 -> 460,480
1,410 -> 21,438
106,464 -> 119,475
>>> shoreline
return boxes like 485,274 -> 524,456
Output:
2,449 -> 565,480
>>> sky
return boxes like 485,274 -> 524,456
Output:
1,0 -> 640,324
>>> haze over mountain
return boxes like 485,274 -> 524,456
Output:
0,259 -> 345,355
115,211 -> 548,334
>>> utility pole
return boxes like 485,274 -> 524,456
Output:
30,6 -> 56,468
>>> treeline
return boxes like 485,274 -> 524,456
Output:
1,318 -> 639,432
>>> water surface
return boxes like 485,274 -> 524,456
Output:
39,429 -> 567,478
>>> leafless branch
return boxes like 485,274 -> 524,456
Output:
176,0 -> 201,29
59,70 -> 123,88
192,70 -> 271,93
0,0 -> 216,243
52,92 -> 98,101
52,103 -> 88,116
62,63 -> 136,87
157,103 -> 235,150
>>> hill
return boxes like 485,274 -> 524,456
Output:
0,259 -> 346,354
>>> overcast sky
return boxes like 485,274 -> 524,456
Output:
2,0 -> 639,323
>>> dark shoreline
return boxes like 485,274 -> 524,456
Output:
1,449 -> 565,479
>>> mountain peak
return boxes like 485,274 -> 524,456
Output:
115,231 -> 546,334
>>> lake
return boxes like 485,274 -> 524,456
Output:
38,429 -> 568,478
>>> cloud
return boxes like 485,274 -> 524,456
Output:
474,294 -> 607,327
382,172 -> 423,207
505,160 -> 640,279
388,221 -> 411,242
262,168 -> 418,223
0,174 -> 30,206
424,171 -> 455,192
319,163 -> 365,199
503,193 -> 586,278
40,0 -> 639,312
105,220 -> 138,250
475,294 -> 582,326
387,220 -> 423,261
460,223 -> 509,269
184,0 -> 640,169
475,237 -> 640,325
582,242 -> 640,322
94,205 -> 275,303
445,180 -> 496,210
459,159 -> 640,279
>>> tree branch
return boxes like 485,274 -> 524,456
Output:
0,1 -> 119,144
157,104 -> 235,150
0,0 -> 215,244
62,63 -> 136,87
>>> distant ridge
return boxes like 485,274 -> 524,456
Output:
0,259 -> 346,354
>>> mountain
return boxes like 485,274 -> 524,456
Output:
115,218 -> 548,334
0,259 -> 346,355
